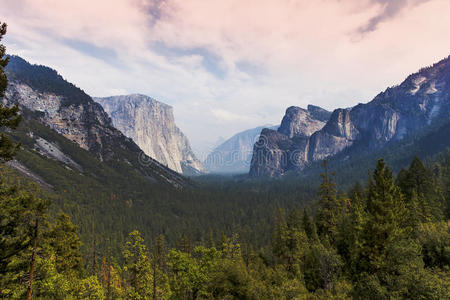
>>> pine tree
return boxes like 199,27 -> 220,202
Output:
152,234 -> 170,299
362,159 -> 408,273
0,22 -> 21,163
0,184 -> 49,297
122,230 -> 152,299
354,159 -> 423,298
302,208 -> 315,240
272,208 -> 307,276
46,213 -> 83,276
407,157 -> 433,198
398,157 -> 437,221
316,160 -> 343,244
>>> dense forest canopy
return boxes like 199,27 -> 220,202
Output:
1,152 -> 449,298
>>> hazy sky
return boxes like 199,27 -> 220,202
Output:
2,0 -> 450,157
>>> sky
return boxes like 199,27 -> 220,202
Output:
1,0 -> 450,158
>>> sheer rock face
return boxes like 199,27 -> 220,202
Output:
278,106 -> 328,138
250,55 -> 450,177
250,106 -> 331,177
4,82 -> 118,161
95,95 -> 205,175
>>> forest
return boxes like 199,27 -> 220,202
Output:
1,148 -> 449,299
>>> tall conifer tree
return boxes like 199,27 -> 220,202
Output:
0,22 -> 21,162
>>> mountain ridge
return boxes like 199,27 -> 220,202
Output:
3,55 -> 188,187
250,55 -> 450,177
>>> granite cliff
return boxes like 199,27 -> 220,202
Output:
95,95 -> 205,175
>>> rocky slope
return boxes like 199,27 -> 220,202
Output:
95,95 -> 205,175
204,125 -> 278,174
3,56 -> 187,187
250,55 -> 450,177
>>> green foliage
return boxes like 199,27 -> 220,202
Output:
0,182 -> 48,274
167,249 -> 202,298
416,221 -> 450,269
122,230 -> 153,299
316,160 -> 345,244
0,22 -> 8,98
303,241 -> 343,293
46,213 -> 83,276
0,23 -> 22,163
272,208 -> 308,276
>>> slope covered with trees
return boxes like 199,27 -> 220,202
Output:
2,154 -> 449,299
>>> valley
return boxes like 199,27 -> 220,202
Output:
0,5 -> 449,298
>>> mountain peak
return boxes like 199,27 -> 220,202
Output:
278,105 -> 330,138
95,95 -> 205,175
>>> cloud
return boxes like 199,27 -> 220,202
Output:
61,38 -> 121,67
358,0 -> 432,34
151,42 -> 227,79
1,0 -> 450,153
211,108 -> 253,123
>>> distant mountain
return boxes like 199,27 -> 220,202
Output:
3,55 -> 187,187
250,55 -> 450,177
95,95 -> 205,176
204,125 -> 278,174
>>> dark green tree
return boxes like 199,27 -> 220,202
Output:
272,208 -> 307,276
46,213 -> 83,276
0,22 -> 21,162
122,230 -> 152,299
152,234 -> 170,299
0,184 -> 49,299
361,159 -> 409,271
353,159 -> 424,298
302,208 -> 315,240
316,160 -> 343,244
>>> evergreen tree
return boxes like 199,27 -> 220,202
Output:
316,160 -> 343,244
152,234 -> 170,299
122,230 -> 152,299
0,22 -> 21,162
46,213 -> 83,276
406,157 -> 433,198
302,208 -> 315,240
272,208 -> 307,276
167,249 -> 204,299
0,185 -> 49,298
303,241 -> 343,292
361,159 -> 409,271
354,159 -> 423,298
